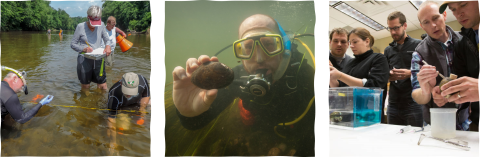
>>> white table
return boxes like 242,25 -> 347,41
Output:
330,124 -> 479,156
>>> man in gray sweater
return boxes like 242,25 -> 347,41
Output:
70,5 -> 112,90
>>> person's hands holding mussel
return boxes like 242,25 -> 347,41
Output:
417,65 -> 438,95
440,77 -> 479,104
172,55 -> 234,117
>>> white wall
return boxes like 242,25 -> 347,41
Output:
345,48 -> 354,57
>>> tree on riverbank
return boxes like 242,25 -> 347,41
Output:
101,1 -> 151,32
1,0 -> 151,32
1,0 -> 77,31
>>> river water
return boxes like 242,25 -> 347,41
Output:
1,31 -> 151,156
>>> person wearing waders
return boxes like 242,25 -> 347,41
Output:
70,5 -> 112,91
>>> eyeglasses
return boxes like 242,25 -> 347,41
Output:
387,24 -> 404,32
108,23 -> 116,26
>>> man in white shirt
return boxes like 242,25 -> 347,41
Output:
103,16 -> 127,66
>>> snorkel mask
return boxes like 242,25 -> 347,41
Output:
233,20 -> 292,97
1,66 -> 28,95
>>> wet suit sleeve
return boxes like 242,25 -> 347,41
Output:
141,76 -> 150,98
71,24 -> 88,53
106,87 -> 121,117
4,95 -> 42,124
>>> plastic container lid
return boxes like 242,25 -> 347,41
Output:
430,108 -> 457,113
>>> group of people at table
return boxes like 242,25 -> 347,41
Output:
329,1 -> 479,131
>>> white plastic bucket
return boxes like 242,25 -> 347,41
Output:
430,108 -> 457,139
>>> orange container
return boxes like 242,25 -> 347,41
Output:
116,35 -> 133,52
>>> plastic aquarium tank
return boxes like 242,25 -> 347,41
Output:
329,87 -> 383,129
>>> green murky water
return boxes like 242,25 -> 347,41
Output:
165,1 -> 315,156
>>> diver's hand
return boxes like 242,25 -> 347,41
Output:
172,55 -> 219,117
39,95 -> 54,106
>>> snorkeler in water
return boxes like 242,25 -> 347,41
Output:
1,66 -> 54,124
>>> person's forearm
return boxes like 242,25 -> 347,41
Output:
330,79 -> 339,87
116,27 -> 125,36
71,38 -> 87,53
338,73 -> 364,87
412,88 -> 431,105
140,97 -> 150,117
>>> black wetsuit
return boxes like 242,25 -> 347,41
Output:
106,74 -> 150,116
176,44 -> 315,156
1,81 -> 43,123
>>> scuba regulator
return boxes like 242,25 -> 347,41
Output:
235,69 -> 272,97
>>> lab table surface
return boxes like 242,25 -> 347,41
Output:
330,124 -> 479,156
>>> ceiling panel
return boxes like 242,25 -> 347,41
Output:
329,7 -> 358,25
328,1 -> 460,40
329,17 -> 348,31
369,8 -> 397,28
349,21 -> 377,33
371,30 -> 392,41
382,1 -> 411,8
343,1 -> 409,17
405,19 -> 420,32
395,2 -> 422,28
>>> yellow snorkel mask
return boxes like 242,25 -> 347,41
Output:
233,34 -> 284,59
1,66 -> 28,95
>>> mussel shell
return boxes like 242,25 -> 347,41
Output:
439,78 -> 454,98
191,62 -> 234,89
439,78 -> 452,92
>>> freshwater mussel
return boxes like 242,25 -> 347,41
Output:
191,61 -> 234,90
439,74 -> 457,99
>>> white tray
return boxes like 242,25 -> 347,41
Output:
84,48 -> 106,60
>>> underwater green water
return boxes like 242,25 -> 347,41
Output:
165,1 -> 315,156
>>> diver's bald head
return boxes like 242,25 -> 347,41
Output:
238,14 -> 280,38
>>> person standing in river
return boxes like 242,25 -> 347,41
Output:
101,16 -> 127,67
70,5 -> 112,91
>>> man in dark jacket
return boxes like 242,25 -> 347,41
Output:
410,1 -> 469,130
329,28 -> 352,71
438,1 -> 479,131
328,28 -> 352,71
384,11 -> 423,127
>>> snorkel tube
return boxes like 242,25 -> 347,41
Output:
273,20 -> 292,81
1,66 -> 28,95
